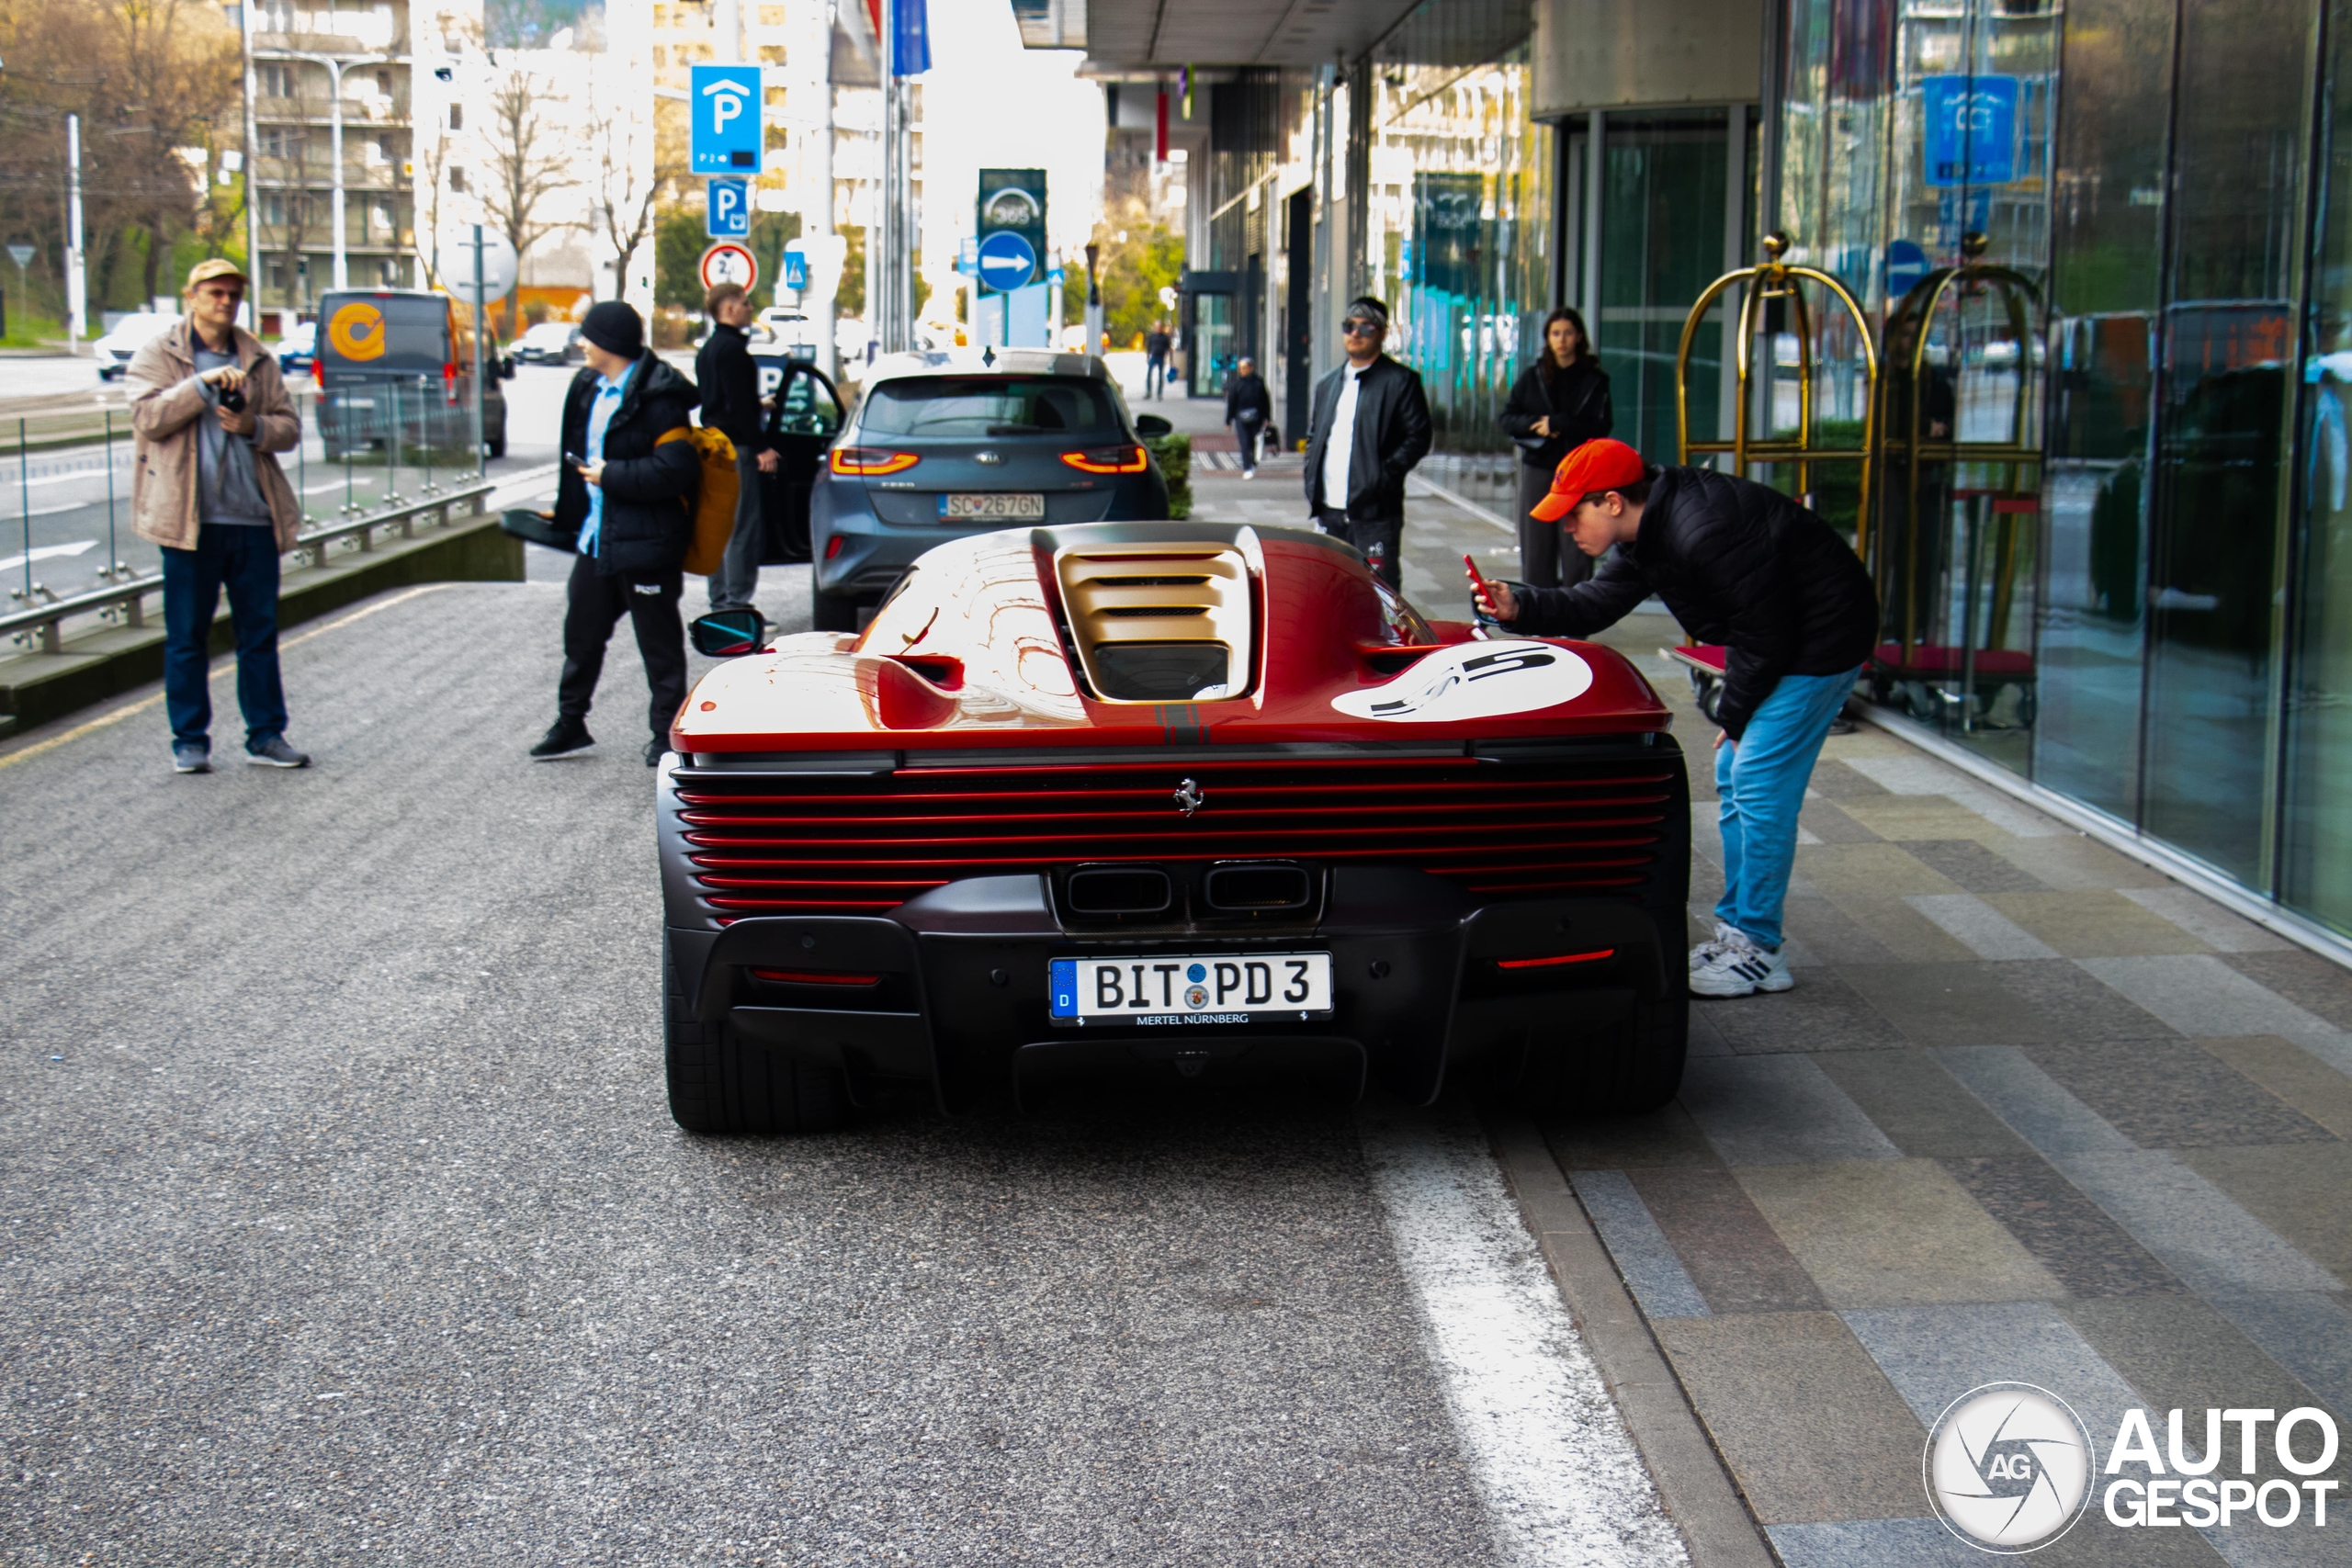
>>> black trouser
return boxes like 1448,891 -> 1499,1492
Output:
558,554 -> 687,740
1515,462 -> 1590,590
1317,506 -> 1402,589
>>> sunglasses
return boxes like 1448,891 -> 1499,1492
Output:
1342,317 -> 1382,335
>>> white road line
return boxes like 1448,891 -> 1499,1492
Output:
0,539 -> 96,573
1359,1107 -> 1688,1568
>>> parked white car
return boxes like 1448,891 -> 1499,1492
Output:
95,311 -> 181,381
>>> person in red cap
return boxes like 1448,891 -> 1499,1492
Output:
1469,438 -> 1877,998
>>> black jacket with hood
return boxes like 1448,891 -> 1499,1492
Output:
552,353 -> 701,577
1504,466 -> 1878,739
1301,354 -> 1433,524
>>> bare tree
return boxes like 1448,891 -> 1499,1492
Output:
582,70 -> 674,302
477,54 -> 575,334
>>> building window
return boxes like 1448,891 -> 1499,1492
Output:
258,62 -> 295,98
449,103 -> 462,130
450,167 -> 467,193
376,70 -> 392,96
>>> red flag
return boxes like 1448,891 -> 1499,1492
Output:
1155,89 -> 1168,163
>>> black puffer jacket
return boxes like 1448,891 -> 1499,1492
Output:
1498,359 -> 1611,471
552,354 -> 701,577
1505,467 -> 1877,739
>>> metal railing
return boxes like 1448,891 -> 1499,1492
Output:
2,479 -> 492,656
7,371 -> 486,623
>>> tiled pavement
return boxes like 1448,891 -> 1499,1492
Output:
1558,657 -> 2352,1567
1186,446 -> 2352,1566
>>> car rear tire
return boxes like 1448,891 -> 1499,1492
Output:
663,932 -> 851,1135
810,585 -> 860,632
1492,990 -> 1688,1117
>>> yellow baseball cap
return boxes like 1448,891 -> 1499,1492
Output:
185,258 -> 248,290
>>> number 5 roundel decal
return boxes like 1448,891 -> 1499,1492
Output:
1330,640 -> 1593,723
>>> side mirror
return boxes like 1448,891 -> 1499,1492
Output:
1134,413 -> 1172,437
500,355 -> 518,379
690,609 -> 767,657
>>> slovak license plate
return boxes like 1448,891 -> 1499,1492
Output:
1047,953 -> 1334,1025
940,492 -> 1046,521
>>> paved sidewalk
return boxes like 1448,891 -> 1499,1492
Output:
1555,658 -> 2352,1566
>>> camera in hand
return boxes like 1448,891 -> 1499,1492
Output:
218,384 -> 247,412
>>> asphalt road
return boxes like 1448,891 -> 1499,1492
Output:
0,363 -> 573,591
0,552 -> 1683,1564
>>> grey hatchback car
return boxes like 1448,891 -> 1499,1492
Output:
810,349 -> 1171,629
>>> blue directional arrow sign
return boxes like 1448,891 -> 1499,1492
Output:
976,230 -> 1038,295
707,177 -> 750,239
690,64 -> 762,175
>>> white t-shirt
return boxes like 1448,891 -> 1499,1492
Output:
1319,360 -> 1369,513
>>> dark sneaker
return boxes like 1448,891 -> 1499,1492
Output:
530,718 -> 594,759
173,742 -> 211,774
246,736 -> 311,768
644,737 -> 667,767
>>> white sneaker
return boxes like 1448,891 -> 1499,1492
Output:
1690,920 -> 1740,972
1690,930 -> 1793,998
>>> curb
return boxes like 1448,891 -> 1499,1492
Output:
1487,1117 -> 1780,1568
0,513 -> 522,733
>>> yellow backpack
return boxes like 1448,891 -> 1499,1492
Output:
656,424 -> 739,574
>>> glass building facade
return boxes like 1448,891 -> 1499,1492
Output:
1772,0 -> 2352,942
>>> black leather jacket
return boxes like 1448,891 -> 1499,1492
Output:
1498,359 -> 1612,471
1302,355 -> 1433,523
1503,467 -> 1878,739
552,354 -> 702,577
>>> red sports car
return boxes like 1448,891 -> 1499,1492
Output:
660,521 -> 1690,1134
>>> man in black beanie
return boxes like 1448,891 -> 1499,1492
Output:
529,300 -> 704,766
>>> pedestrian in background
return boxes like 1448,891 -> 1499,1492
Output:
1303,296 -> 1432,588
1498,306 -> 1611,589
694,282 -> 777,618
1224,356 -> 1272,478
1144,320 -> 1171,400
129,258 -> 310,774
1469,439 -> 1875,999
529,301 -> 703,768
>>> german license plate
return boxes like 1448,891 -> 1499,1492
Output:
940,492 -> 1045,521
1047,953 -> 1334,1025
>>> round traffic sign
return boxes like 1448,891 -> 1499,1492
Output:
437,228 -> 518,305
699,241 -> 759,292
976,230 -> 1038,293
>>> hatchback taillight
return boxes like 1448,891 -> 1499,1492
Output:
1060,445 -> 1148,474
830,446 -> 920,476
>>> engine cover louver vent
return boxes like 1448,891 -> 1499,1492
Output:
1055,544 -> 1252,703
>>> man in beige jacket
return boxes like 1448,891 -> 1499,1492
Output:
129,258 -> 311,773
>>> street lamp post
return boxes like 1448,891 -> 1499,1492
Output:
260,50 -> 388,293
232,0 -> 260,327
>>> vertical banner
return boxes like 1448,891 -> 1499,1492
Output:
891,0 -> 931,75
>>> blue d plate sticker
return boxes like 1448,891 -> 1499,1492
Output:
1330,640 -> 1593,723
1049,958 -> 1079,1019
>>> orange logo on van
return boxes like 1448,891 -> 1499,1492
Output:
327,301 -> 386,361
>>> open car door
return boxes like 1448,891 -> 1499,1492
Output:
750,358 -> 845,564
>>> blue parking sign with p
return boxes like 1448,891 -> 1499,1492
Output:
691,64 -> 762,175
707,178 -> 750,238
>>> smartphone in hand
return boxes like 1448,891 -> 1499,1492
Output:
1464,554 -> 1502,626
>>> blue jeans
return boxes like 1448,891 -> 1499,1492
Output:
163,525 -> 288,751
1712,666 -> 1860,951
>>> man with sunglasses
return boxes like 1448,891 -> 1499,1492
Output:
1304,297 -> 1431,587
1469,438 -> 1877,999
